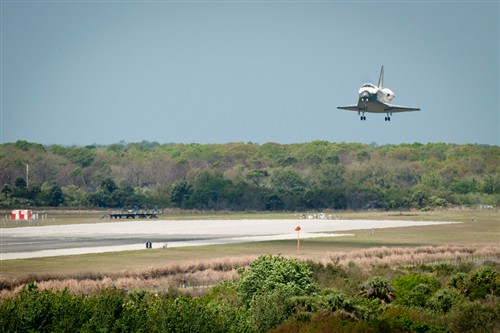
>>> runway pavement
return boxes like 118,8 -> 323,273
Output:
0,219 -> 456,260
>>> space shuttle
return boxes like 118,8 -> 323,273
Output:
337,66 -> 420,121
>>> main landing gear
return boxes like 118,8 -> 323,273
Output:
384,112 -> 392,122
358,112 -> 366,121
360,115 -> 367,121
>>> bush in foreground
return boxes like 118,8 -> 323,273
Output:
237,255 -> 319,304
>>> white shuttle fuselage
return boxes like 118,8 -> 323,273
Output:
338,66 -> 420,121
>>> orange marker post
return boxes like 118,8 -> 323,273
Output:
295,226 -> 301,255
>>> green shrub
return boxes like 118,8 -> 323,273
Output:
467,266 -> 500,300
288,295 -> 322,313
271,312 -> 377,333
360,276 -> 395,304
249,287 -> 293,333
14,282 -> 55,332
427,288 -> 464,313
350,297 -> 382,322
81,288 -> 125,332
380,306 -> 448,333
307,260 -> 348,287
0,283 -> 91,333
322,289 -> 354,312
432,262 -> 455,276
392,273 -> 439,307
117,290 -> 153,332
450,266 -> 500,300
448,300 -> 500,333
237,255 -> 319,304
205,280 -> 241,307
449,272 -> 469,295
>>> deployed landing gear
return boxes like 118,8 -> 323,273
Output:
384,116 -> 391,121
360,116 -> 366,121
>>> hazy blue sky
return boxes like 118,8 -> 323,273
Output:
1,1 -> 498,146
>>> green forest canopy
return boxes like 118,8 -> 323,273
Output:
1,140 -> 499,210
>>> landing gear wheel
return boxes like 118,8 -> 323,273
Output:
360,116 -> 366,121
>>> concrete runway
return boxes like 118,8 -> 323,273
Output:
0,219 -> 456,260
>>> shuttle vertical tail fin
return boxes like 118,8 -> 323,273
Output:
378,65 -> 384,89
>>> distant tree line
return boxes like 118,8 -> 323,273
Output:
1,140 -> 499,210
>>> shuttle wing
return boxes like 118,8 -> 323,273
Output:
337,105 -> 360,111
385,104 -> 420,113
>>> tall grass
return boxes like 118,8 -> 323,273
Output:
323,245 -> 500,268
0,256 -> 254,298
2,245 -> 499,299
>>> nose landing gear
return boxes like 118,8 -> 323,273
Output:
358,111 -> 367,121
